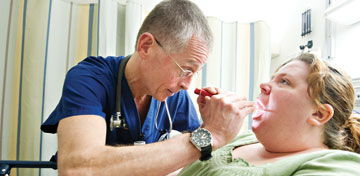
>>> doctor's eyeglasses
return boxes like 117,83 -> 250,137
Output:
154,38 -> 197,79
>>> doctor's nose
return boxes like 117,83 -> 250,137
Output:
260,83 -> 271,95
179,77 -> 192,90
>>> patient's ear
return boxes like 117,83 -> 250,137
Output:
307,104 -> 334,126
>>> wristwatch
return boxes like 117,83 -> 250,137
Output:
190,128 -> 213,161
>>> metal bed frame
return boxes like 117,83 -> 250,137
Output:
0,160 -> 56,176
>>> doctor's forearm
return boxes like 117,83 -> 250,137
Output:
58,133 -> 200,176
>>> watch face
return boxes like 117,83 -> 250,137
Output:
191,128 -> 212,147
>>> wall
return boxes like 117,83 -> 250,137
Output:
331,22 -> 360,78
270,0 -> 360,80
270,0 -> 326,74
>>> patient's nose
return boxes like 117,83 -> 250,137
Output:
260,83 -> 271,95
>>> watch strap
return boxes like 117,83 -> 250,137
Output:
200,145 -> 212,161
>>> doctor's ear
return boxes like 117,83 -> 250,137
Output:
136,32 -> 156,58
307,104 -> 334,126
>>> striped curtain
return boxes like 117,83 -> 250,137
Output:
0,0 -> 142,175
188,17 -> 271,131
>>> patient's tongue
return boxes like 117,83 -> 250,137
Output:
253,99 -> 265,119
253,109 -> 264,119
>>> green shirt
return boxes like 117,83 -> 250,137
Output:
179,131 -> 360,176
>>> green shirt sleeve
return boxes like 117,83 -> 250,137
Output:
292,150 -> 360,176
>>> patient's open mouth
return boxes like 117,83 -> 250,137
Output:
253,99 -> 266,119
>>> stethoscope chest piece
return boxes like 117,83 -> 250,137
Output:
110,112 -> 128,131
158,129 -> 181,141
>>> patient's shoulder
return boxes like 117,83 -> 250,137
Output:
293,150 -> 360,175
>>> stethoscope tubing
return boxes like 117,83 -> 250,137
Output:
111,55 -> 173,142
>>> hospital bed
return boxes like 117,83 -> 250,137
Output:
0,156 -> 57,176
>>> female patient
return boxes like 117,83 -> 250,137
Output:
179,53 -> 360,175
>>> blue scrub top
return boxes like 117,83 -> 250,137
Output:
41,56 -> 200,145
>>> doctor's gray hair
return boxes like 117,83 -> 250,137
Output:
135,0 -> 213,54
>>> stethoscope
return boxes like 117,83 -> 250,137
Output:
110,55 -> 130,131
110,56 -> 178,144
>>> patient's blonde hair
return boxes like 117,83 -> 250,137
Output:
278,53 -> 360,153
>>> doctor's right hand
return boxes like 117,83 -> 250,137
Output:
196,87 -> 255,150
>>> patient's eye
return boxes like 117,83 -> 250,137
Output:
280,79 -> 289,85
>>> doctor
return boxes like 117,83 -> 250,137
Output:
41,0 -> 255,175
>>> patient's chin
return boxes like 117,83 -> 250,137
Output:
251,122 -> 261,133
